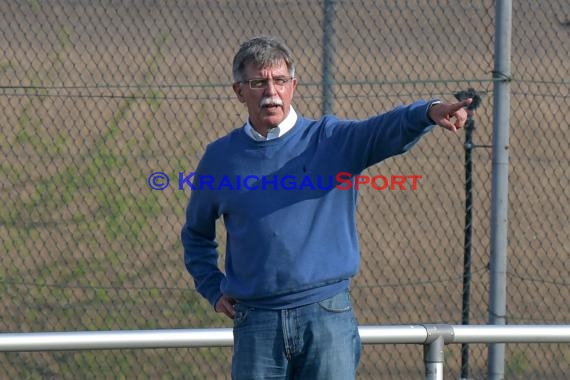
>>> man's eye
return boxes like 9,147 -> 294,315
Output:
274,78 -> 287,85
250,80 -> 266,88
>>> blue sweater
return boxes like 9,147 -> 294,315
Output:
181,100 -> 437,309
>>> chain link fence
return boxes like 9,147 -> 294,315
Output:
0,0 -> 568,378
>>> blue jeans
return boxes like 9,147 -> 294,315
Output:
231,290 -> 361,380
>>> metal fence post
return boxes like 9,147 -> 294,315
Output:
455,88 -> 483,380
488,0 -> 512,378
321,0 -> 336,115
423,325 -> 454,380
424,336 -> 445,380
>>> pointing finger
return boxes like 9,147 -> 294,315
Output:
451,98 -> 473,112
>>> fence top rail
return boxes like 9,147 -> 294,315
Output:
451,324 -> 570,343
2,324 -> 570,352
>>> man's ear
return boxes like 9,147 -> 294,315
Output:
233,83 -> 246,103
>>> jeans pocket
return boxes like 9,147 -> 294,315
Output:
233,304 -> 251,328
318,290 -> 352,313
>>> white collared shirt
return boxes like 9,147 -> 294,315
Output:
244,107 -> 298,141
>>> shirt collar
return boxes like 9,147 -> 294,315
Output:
244,107 -> 298,141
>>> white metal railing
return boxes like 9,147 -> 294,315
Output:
2,324 -> 570,380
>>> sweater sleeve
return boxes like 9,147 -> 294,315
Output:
327,99 -> 437,173
181,150 -> 225,308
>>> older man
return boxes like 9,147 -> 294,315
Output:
182,35 -> 471,380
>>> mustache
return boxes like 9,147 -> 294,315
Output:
259,97 -> 283,107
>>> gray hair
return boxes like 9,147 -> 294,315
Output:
232,36 -> 295,83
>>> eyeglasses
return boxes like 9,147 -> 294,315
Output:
240,76 -> 294,90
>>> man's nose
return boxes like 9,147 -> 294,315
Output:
263,80 -> 278,95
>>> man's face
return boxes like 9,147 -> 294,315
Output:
233,60 -> 297,134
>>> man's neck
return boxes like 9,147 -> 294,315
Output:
246,107 -> 297,141
252,125 -> 275,138
251,109 -> 289,137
